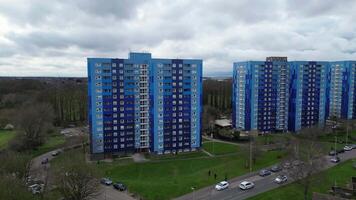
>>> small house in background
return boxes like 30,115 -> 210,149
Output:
3,124 -> 14,130
214,119 -> 232,129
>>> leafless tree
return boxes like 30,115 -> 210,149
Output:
284,126 -> 327,200
0,150 -> 32,180
54,153 -> 101,200
10,102 -> 54,151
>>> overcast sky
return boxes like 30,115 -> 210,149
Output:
0,0 -> 355,77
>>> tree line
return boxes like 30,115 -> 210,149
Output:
0,78 -> 87,128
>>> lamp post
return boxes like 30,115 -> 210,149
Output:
191,187 -> 195,200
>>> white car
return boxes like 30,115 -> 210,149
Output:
215,181 -> 229,191
344,145 -> 353,151
239,181 -> 254,190
274,175 -> 288,184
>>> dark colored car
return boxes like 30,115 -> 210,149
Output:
329,150 -> 337,156
270,165 -> 282,172
113,182 -> 126,191
259,169 -> 271,177
336,149 -> 345,154
41,158 -> 49,165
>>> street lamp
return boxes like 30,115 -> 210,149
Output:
191,187 -> 195,200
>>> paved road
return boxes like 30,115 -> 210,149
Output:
175,149 -> 356,200
30,148 -> 136,200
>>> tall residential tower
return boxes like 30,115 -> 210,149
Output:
232,58 -> 290,133
88,52 -> 202,158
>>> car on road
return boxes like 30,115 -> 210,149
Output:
239,181 -> 254,190
28,184 -> 44,194
337,149 -> 345,154
41,158 -> 49,165
329,150 -> 337,156
100,178 -> 113,185
351,144 -> 356,149
270,165 -> 282,172
330,157 -> 341,163
113,182 -> 126,191
274,175 -> 288,184
51,151 -> 60,156
344,145 -> 353,151
215,181 -> 229,191
259,169 -> 271,177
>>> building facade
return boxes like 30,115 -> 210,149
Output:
288,61 -> 330,131
232,60 -> 290,133
88,52 -> 202,157
232,59 -> 347,132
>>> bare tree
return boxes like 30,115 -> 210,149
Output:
285,127 -> 327,200
54,152 -> 101,200
10,102 -> 54,151
0,150 -> 32,180
0,175 -> 35,200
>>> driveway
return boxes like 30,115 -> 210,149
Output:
175,149 -> 356,200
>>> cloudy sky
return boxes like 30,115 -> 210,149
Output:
0,0 -> 355,77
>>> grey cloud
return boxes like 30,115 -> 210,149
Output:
0,0 -> 356,76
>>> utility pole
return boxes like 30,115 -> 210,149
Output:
334,136 -> 337,159
346,120 -> 349,146
249,134 -> 252,172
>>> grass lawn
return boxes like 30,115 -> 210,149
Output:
202,141 -> 239,155
0,130 -> 15,149
97,149 -> 286,200
147,151 -> 208,161
248,159 -> 356,200
30,134 -> 66,157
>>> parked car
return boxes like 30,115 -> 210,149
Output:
337,149 -> 345,154
41,158 -> 49,165
274,175 -> 288,184
28,184 -> 44,194
259,169 -> 271,177
351,144 -> 356,149
113,182 -> 126,191
215,181 -> 229,191
101,178 -> 113,185
329,150 -> 337,156
51,151 -> 60,156
344,145 -> 353,151
330,157 -> 341,163
270,165 -> 282,172
239,181 -> 254,190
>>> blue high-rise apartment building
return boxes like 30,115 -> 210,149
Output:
88,52 -> 202,157
329,61 -> 356,119
232,58 -> 339,133
232,58 -> 290,133
288,61 -> 330,131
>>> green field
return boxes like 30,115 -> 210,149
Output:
202,141 -> 239,155
248,159 -> 356,200
30,134 -> 66,157
96,142 -> 285,200
0,130 -> 15,149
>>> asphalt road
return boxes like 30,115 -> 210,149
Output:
175,149 -> 356,200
